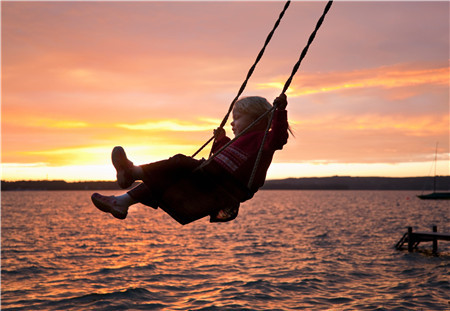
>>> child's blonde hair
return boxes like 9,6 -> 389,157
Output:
234,96 -> 272,124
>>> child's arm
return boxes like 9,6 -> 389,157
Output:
211,127 -> 231,154
267,95 -> 289,149
213,127 -> 226,141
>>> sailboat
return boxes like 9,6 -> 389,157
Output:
417,192 -> 450,200
417,143 -> 450,200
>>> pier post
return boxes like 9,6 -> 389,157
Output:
407,227 -> 413,252
432,225 -> 438,254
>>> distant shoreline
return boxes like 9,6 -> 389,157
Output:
2,176 -> 449,191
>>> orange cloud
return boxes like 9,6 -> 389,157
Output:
15,118 -> 90,129
297,114 -> 448,137
117,118 -> 220,132
258,64 -> 448,96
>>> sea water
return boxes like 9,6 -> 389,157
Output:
1,190 -> 449,310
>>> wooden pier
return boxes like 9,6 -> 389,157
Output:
395,226 -> 450,254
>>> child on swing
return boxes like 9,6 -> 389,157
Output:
91,94 -> 289,223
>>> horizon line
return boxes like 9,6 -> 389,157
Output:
2,175 -> 450,183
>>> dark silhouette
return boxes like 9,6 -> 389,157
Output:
91,95 -> 289,224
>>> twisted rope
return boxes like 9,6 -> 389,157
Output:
196,0 -> 334,190
248,0 -> 333,189
192,0 -> 291,158
281,0 -> 333,94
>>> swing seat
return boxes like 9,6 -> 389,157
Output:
158,170 -> 251,225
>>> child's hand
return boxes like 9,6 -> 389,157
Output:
213,127 -> 226,140
273,94 -> 288,110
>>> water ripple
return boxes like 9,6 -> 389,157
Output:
2,190 -> 449,310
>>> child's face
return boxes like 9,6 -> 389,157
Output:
231,110 -> 255,136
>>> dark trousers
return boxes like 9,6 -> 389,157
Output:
127,154 -> 203,208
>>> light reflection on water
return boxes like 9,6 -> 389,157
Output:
2,190 -> 449,310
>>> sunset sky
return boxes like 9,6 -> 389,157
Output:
2,1 -> 449,182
